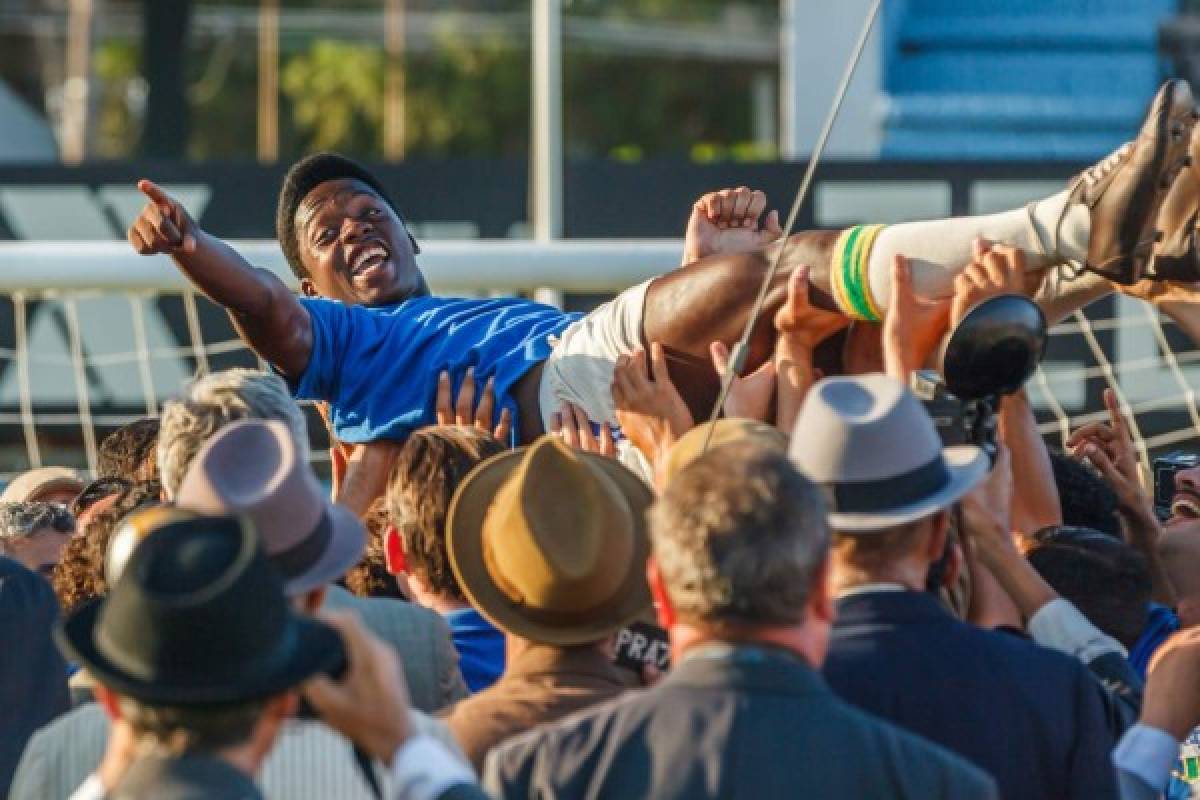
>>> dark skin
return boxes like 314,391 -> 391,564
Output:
128,177 -> 840,442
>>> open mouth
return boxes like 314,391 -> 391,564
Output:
349,242 -> 391,278
1169,491 -> 1200,524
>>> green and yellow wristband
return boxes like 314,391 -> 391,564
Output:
831,224 -> 886,322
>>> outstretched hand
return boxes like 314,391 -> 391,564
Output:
1066,387 -> 1151,520
711,340 -> 776,423
612,343 -> 694,466
682,187 -> 784,264
551,402 -> 617,458
435,368 -> 513,443
950,239 -> 1027,327
128,180 -> 198,256
882,254 -> 951,381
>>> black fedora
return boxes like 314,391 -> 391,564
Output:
56,513 -> 342,705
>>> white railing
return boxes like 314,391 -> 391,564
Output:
0,239 -> 685,292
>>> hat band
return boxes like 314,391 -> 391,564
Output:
823,455 -> 950,514
273,509 -> 333,579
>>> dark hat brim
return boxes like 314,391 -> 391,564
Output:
56,599 -> 342,706
447,448 -> 653,647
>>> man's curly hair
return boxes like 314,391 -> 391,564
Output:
385,426 -> 504,599
97,418 -> 160,481
52,480 -> 161,612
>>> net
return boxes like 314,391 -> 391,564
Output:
0,273 -> 1196,486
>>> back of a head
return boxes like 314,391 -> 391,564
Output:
97,418 -> 161,482
387,426 -> 505,599
1049,451 -> 1122,537
158,369 -> 308,498
650,442 -> 829,627
1026,525 -> 1152,649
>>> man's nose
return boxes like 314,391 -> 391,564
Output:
342,217 -> 374,242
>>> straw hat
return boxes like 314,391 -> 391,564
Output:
447,435 -> 652,646
664,419 -> 787,483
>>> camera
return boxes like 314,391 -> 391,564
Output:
911,371 -> 998,454
911,294 -> 1048,460
1154,451 -> 1200,520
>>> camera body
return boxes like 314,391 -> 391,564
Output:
1154,451 -> 1200,520
911,370 -> 999,458
910,293 -> 1047,460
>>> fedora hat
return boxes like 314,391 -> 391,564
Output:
447,435 -> 652,646
175,419 -> 365,596
789,374 -> 988,532
57,513 -> 342,705
664,419 -> 787,484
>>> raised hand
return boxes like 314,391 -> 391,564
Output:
950,239 -> 1028,327
710,340 -> 776,423
435,367 -> 513,443
1066,387 -> 1152,520
682,187 -> 784,264
612,343 -> 694,466
551,402 -> 616,457
774,265 -> 846,431
882,254 -> 952,381
128,179 -> 198,256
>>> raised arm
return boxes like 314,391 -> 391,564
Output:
128,179 -> 313,378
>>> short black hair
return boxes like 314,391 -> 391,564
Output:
275,152 -> 402,281
1049,450 -> 1122,537
1026,525 -> 1151,649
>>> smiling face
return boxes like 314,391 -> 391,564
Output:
295,178 -> 428,307
1166,464 -> 1200,535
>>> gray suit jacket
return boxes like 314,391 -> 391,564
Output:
10,702 -> 466,800
486,643 -> 998,799
323,585 -> 468,712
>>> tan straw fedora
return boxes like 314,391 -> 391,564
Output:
664,419 -> 787,484
447,435 -> 652,647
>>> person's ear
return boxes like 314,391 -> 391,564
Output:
300,278 -> 319,298
809,555 -> 836,625
926,511 -> 950,562
94,684 -> 123,720
383,526 -> 406,576
303,586 -> 327,614
646,557 -> 676,629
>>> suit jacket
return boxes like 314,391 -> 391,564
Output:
0,558 -> 70,796
825,590 -> 1119,800
442,643 -> 629,772
9,702 -> 465,800
108,754 -> 262,800
323,585 -> 468,712
485,643 -> 998,799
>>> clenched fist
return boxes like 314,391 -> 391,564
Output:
127,179 -> 198,256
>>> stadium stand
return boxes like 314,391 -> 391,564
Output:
882,0 -> 1179,159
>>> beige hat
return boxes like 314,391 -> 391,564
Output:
664,419 -> 787,484
175,419 -> 365,596
1,467 -> 88,504
447,435 -> 652,646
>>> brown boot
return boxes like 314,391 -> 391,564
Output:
1067,79 -> 1197,285
1148,122 -> 1200,282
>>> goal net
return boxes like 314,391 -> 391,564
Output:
0,241 -> 1196,486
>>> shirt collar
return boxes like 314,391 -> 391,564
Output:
836,582 -> 909,599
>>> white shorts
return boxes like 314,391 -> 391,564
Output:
538,280 -> 654,477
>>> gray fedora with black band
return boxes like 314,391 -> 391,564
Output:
788,374 -> 988,532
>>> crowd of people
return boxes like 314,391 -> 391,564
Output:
5,78 -> 1200,799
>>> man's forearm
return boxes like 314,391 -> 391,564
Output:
1160,301 -> 1200,347
173,232 -> 312,377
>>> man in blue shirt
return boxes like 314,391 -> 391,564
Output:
126,94 -> 1193,451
